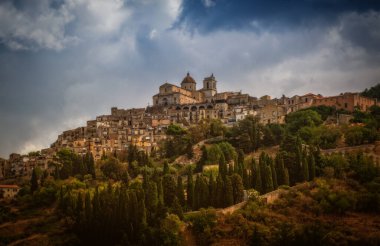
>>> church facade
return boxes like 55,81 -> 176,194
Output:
152,73 -> 218,106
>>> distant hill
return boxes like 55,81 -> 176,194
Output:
362,83 -> 380,100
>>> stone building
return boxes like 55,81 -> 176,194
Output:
313,92 -> 377,112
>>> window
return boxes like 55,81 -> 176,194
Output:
344,103 -> 348,108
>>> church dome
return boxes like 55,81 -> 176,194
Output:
181,72 -> 196,84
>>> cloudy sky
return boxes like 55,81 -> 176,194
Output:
0,0 -> 380,158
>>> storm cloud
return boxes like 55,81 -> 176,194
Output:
0,0 -> 379,157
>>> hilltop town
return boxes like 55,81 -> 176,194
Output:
0,73 -> 378,180
0,78 -> 379,246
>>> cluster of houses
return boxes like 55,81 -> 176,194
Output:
0,73 -> 378,187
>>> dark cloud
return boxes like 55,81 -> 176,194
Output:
0,0 -> 380,157
175,0 -> 380,33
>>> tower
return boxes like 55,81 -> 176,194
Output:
202,73 -> 217,98
181,72 -> 196,91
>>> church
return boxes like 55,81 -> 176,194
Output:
152,73 -> 218,106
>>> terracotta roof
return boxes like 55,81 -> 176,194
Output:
0,184 -> 19,189
181,72 -> 196,84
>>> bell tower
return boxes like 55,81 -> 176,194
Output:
202,73 -> 217,98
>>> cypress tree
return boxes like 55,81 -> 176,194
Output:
216,175 -> 224,208
138,196 -> 147,230
264,165 -> 274,193
276,155 -> 287,186
186,168 -> 194,209
177,176 -> 185,206
186,142 -> 194,160
171,196 -> 184,219
254,161 -> 263,194
30,168 -> 39,193
88,153 -> 96,178
269,157 -> 278,189
208,174 -> 216,207
163,160 -> 170,175
146,181 -> 158,212
84,192 -> 92,226
231,174 -> 244,204
295,141 -> 303,182
157,178 -> 164,205
224,176 -> 234,207
163,175 -> 176,207
237,149 -> 245,176
219,154 -> 227,180
92,187 -> 100,228
284,168 -> 290,186
129,191 -> 139,236
193,175 -> 201,210
199,176 -> 209,208
75,192 -> 84,224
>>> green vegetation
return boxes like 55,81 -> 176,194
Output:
189,151 -> 380,245
4,90 -> 380,245
362,83 -> 380,100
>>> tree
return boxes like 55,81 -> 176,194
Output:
100,157 -> 123,180
166,124 -> 186,136
40,170 -> 48,187
145,181 -> 158,212
84,191 -> 91,221
362,83 -> 380,100
284,168 -> 290,186
75,192 -> 84,224
207,145 -> 223,164
157,178 -> 164,205
87,153 -> 96,178
186,142 -> 194,159
218,154 -> 227,180
30,168 -> 39,193
177,176 -> 185,206
163,175 -> 176,207
193,175 -> 201,210
269,158 -> 278,189
216,175 -> 224,208
57,149 -> 74,179
208,174 -> 217,207
286,109 -> 323,133
224,177 -> 234,207
196,145 -> 207,172
230,174 -> 244,204
227,116 -> 261,153
171,196 -> 184,219
163,160 -> 170,175
218,142 -> 237,162
209,119 -> 226,137
187,169 -> 194,209
263,165 -> 274,193
253,160 -> 262,193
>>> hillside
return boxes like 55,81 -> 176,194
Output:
188,178 -> 380,246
